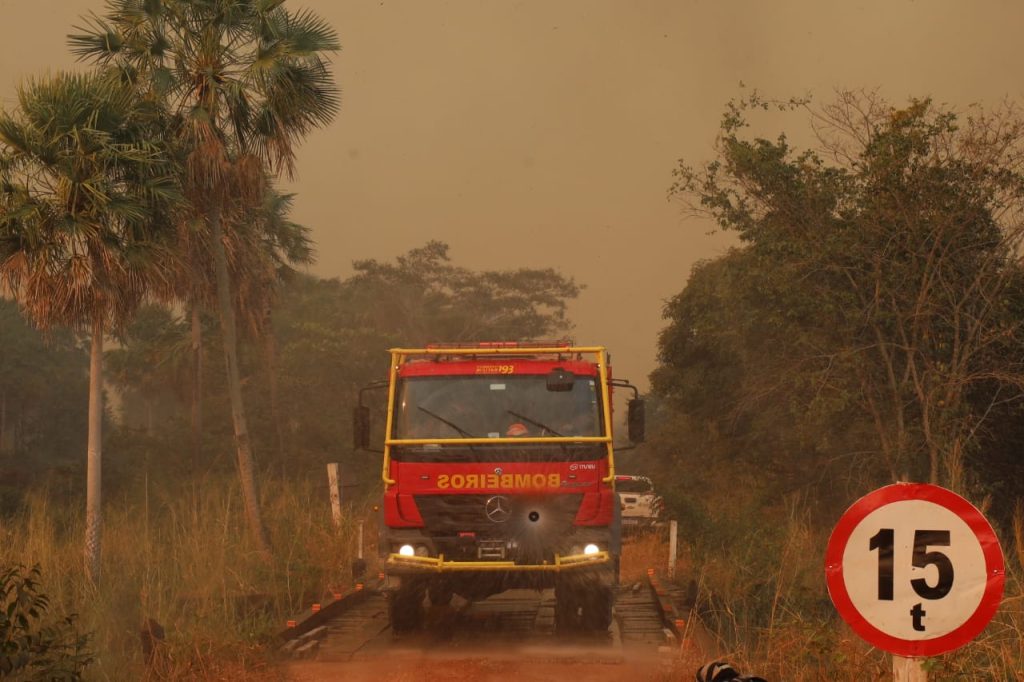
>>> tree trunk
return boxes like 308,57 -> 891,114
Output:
210,205 -> 273,559
190,302 -> 203,521
264,318 -> 286,469
85,318 -> 103,584
0,389 -> 7,455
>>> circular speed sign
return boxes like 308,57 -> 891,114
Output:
825,483 -> 1004,657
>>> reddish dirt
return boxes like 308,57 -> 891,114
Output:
285,653 -> 681,682
282,536 -> 712,681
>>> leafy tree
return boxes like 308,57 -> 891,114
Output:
106,304 -> 189,435
0,72 -> 178,581
0,300 -> 88,511
0,564 -> 93,681
70,0 -> 340,557
661,90 -> 1024,494
263,242 -> 582,479
345,240 -> 581,345
97,242 -> 582,487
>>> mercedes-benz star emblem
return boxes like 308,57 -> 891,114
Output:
485,495 -> 512,523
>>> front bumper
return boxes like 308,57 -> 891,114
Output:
386,550 -> 610,573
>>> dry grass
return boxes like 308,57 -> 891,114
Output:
5,481 -> 1023,680
0,476 -> 376,680
619,527 -> 691,584
647,498 -> 1024,681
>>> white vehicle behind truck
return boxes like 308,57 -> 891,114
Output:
616,475 -> 663,531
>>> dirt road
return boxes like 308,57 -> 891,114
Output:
280,585 -> 703,681
286,649 -> 681,682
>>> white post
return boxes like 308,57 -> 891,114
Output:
327,463 -> 342,528
668,519 -> 678,580
893,656 -> 927,681
358,520 -> 364,560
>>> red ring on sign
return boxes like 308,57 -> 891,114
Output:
824,483 -> 1005,657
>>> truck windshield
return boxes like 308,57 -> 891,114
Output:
394,375 -> 602,440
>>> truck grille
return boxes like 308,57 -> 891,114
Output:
413,494 -> 583,538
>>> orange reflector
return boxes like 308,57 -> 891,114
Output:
356,583 -> 364,591
646,568 -> 655,576
674,618 -> 686,630
331,591 -> 342,600
311,603 -> 321,613
378,571 -> 385,580
286,620 -> 297,628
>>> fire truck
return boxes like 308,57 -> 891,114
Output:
354,341 -> 644,633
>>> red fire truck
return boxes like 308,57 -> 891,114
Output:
354,342 -> 644,633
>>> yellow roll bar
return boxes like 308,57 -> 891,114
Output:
386,550 -> 610,572
380,345 -> 616,485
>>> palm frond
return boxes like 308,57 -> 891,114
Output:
281,7 -> 340,56
68,13 -> 125,62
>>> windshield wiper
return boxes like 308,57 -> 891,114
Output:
506,410 -> 564,437
417,406 -> 476,438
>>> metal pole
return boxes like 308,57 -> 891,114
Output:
327,463 -> 342,528
893,656 -> 927,681
668,519 -> 678,580
358,520 -> 364,560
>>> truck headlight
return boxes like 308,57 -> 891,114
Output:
583,543 -> 600,555
398,544 -> 415,556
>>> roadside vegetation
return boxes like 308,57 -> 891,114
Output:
629,91 -> 1024,680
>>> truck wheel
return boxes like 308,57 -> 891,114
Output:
389,580 -> 426,633
554,582 -> 580,631
581,585 -> 613,632
428,580 -> 454,607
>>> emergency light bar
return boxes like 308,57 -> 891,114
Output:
423,339 -> 575,351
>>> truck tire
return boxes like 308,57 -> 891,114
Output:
428,579 -> 454,607
581,585 -> 613,632
554,582 -> 581,631
555,580 -> 613,632
389,579 -> 426,633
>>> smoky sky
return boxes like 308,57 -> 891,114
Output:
2,0 -> 1022,389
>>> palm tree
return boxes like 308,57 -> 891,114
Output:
236,186 -> 314,467
0,71 -> 178,582
70,0 -> 340,557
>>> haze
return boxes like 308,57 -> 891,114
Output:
2,0 -> 1022,387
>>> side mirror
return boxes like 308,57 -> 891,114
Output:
627,398 -> 645,443
353,405 -> 370,449
546,367 -> 575,392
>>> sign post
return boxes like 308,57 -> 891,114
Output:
327,463 -> 342,528
668,519 -> 678,580
825,483 -> 1004,677
892,655 -> 926,681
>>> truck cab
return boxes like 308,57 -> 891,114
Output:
355,342 -> 643,633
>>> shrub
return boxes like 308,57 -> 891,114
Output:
0,564 -> 93,681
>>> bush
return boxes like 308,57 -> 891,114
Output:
0,564 -> 93,681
